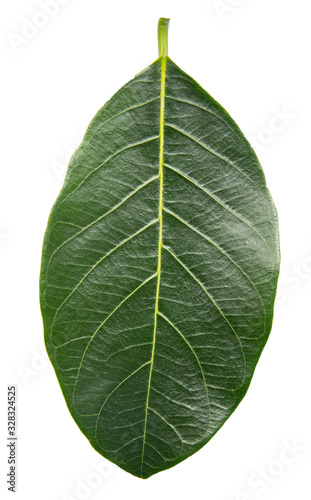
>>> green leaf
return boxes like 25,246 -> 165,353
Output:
40,18 -> 280,479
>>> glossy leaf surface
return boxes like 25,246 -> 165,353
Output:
40,20 -> 279,478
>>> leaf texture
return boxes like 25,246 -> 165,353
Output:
40,24 -> 280,478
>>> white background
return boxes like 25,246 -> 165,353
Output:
1,0 -> 310,498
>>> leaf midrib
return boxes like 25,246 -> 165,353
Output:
141,56 -> 167,477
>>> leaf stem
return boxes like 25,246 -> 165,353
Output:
158,18 -> 170,58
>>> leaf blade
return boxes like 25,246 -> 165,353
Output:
40,40 -> 279,478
